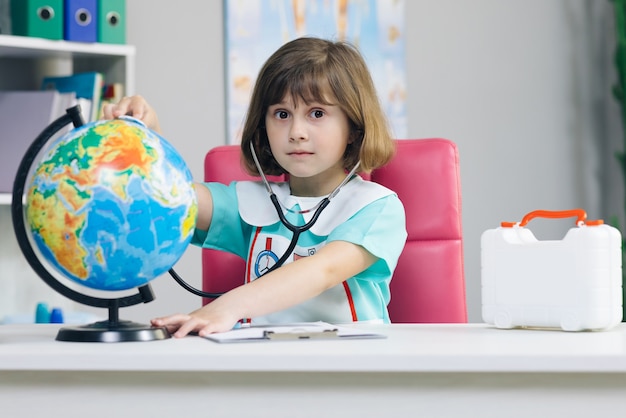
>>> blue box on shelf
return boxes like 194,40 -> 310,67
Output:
64,0 -> 96,42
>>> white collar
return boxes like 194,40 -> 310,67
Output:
236,176 -> 395,235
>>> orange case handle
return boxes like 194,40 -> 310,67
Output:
501,209 -> 604,228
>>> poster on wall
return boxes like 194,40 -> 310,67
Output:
224,0 -> 407,144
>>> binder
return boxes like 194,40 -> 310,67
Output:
0,90 -> 64,193
202,321 -> 386,343
41,71 -> 103,122
10,0 -> 64,40
97,0 -> 125,44
63,0 -> 97,42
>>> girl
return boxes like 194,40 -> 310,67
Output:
103,37 -> 407,337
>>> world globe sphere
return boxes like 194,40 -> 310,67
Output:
24,116 -> 198,292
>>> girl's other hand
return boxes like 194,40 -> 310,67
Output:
101,95 -> 162,133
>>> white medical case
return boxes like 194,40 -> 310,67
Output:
481,209 -> 623,331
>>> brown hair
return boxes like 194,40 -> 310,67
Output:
240,37 -> 395,175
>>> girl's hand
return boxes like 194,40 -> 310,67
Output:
101,95 -> 162,133
150,306 -> 239,338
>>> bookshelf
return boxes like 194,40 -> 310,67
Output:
0,35 -> 136,321
0,34 -> 135,204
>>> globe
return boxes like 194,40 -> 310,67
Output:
24,116 -> 198,292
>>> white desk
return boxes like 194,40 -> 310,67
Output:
2,323 -> 626,417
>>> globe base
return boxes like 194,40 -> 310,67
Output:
55,319 -> 171,343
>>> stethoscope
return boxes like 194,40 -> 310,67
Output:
249,142 -> 361,275
169,142 -> 360,298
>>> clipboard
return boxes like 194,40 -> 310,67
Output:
202,321 -> 386,343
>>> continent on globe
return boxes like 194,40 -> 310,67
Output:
25,117 -> 198,291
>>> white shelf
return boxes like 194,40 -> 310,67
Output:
0,34 -> 135,93
0,35 -> 137,329
0,33 -> 135,59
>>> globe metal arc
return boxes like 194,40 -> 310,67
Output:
11,107 -> 197,342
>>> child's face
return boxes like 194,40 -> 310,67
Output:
264,95 -> 351,190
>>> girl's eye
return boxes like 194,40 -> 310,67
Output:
274,110 -> 289,119
310,109 -> 324,119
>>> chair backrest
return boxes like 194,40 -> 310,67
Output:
202,138 -> 467,323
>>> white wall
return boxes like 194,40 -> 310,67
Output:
111,0 -> 619,324
403,0 -> 618,321
5,0 -> 616,324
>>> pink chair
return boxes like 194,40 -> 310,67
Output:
201,138 -> 467,323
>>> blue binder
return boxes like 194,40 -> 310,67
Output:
64,0 -> 97,42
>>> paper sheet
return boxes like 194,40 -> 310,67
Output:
203,321 -> 386,343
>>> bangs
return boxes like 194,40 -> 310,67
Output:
267,65 -> 336,106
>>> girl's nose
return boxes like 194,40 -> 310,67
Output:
289,117 -> 307,142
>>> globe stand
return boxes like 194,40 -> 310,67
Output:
55,287 -> 170,343
11,106 -> 170,342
